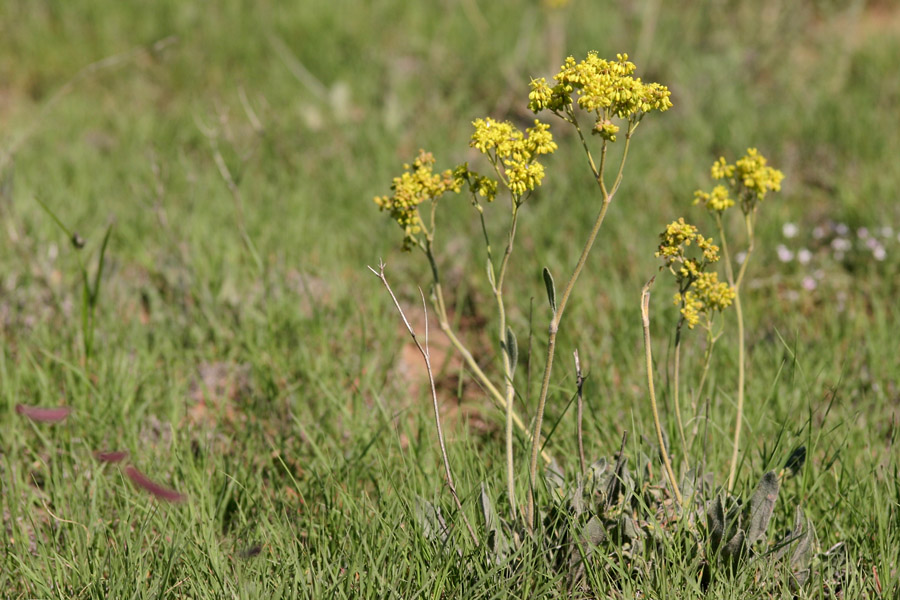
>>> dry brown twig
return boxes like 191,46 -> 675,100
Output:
368,260 -> 478,546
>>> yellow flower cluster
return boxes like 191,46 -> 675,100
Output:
373,150 -> 461,250
656,218 -> 735,328
470,118 -> 557,197
693,185 -> 734,213
455,164 -> 499,204
697,148 -> 784,214
528,52 -> 672,140
675,272 -> 735,327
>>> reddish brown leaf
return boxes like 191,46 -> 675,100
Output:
94,450 -> 129,463
124,466 -> 186,503
15,404 -> 72,423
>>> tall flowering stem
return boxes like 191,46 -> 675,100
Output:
695,149 -> 783,492
656,218 -> 736,465
525,53 -> 672,529
463,117 -> 558,520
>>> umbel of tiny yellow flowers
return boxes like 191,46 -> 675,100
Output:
694,148 -> 784,214
469,118 -> 557,197
528,52 -> 672,141
373,150 -> 462,251
656,218 -> 735,328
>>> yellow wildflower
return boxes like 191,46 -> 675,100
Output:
374,150 -> 461,250
530,52 -> 672,133
469,118 -> 556,198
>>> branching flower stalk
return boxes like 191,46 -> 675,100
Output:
524,52 -> 672,529
375,53 -> 673,533
368,261 -> 479,545
694,150 -> 784,492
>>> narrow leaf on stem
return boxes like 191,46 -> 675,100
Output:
542,267 -> 556,314
505,326 -> 517,376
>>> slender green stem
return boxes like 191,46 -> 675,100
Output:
692,319 -> 719,418
567,107 -> 600,181
574,349 -> 586,475
688,327 -> 715,451
493,200 -> 520,521
717,212 -> 755,492
726,286 -> 746,492
525,127 -> 635,529
421,241 -> 551,463
641,279 -> 683,507
672,317 -> 689,463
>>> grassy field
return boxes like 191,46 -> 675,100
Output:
1,0 -> 898,597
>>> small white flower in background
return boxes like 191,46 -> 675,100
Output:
831,238 -> 851,252
797,248 -> 812,265
873,245 -> 886,261
813,226 -> 826,239
836,290 -> 847,313
857,227 -> 869,240
802,276 -> 817,291
835,223 -> 849,236
813,269 -> 825,280
880,226 -> 893,238
776,244 -> 794,262
866,237 -> 879,250
782,222 -> 798,238
736,251 -> 747,265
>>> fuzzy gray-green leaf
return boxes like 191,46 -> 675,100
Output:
545,460 -> 565,493
583,515 -> 607,545
505,326 -> 517,375
480,484 -> 511,560
782,445 -> 806,479
707,495 -> 725,552
542,267 -> 556,314
587,458 -> 608,495
480,484 -> 498,534
790,511 -> 816,571
414,495 -> 448,544
747,470 -> 780,546
570,475 -> 585,516
620,514 -> 641,541
722,528 -> 745,559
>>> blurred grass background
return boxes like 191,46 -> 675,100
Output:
1,0 -> 898,597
